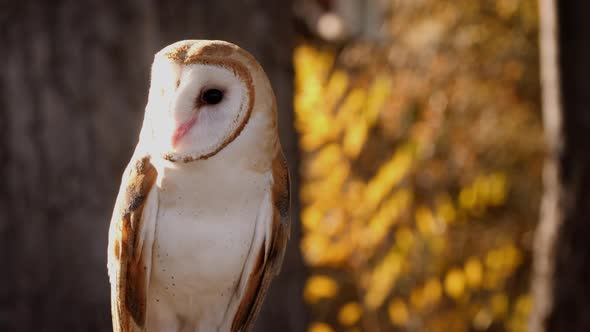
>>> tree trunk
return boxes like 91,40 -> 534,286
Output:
530,1 -> 590,331
0,1 -> 307,331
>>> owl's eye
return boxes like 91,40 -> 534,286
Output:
201,89 -> 224,105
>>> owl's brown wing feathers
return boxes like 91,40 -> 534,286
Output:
231,150 -> 291,332
107,156 -> 158,332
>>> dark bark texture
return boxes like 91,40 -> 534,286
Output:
0,1 -> 307,331
546,1 -> 590,330
531,1 -> 590,331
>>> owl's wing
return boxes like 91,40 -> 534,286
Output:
231,150 -> 291,332
107,156 -> 159,332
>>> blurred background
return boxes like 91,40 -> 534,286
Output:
295,1 -> 542,332
1,0 -> 588,331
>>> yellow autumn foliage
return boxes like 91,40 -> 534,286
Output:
304,275 -> 339,303
308,322 -> 335,332
389,298 -> 410,326
445,268 -> 467,300
337,302 -> 363,326
295,0 -> 543,330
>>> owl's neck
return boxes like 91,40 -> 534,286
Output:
152,151 -> 271,209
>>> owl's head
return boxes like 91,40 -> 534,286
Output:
141,40 -> 276,163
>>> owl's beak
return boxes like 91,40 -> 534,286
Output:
172,116 -> 197,148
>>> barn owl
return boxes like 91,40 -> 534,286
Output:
107,40 -> 290,332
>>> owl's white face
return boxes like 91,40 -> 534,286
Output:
143,42 -> 255,163
167,64 -> 250,161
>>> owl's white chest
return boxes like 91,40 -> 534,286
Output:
148,159 -> 268,331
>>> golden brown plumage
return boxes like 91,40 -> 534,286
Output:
108,156 -> 158,331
